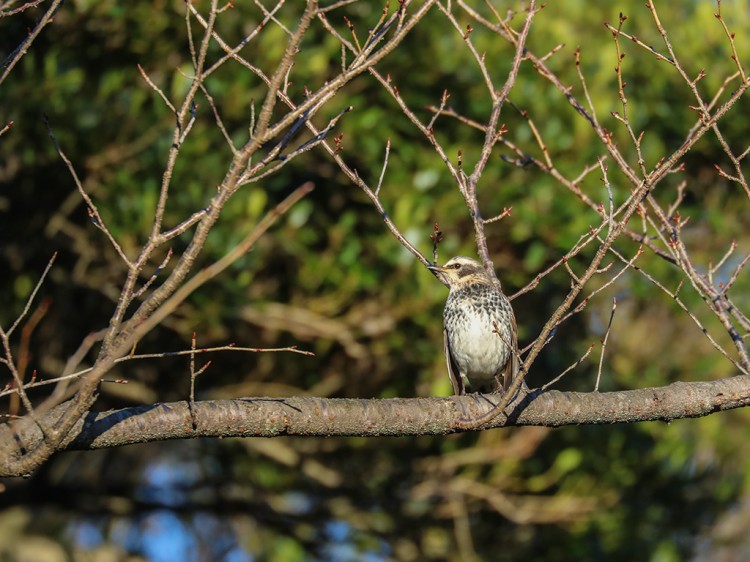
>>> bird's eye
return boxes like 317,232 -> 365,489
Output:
453,263 -> 461,269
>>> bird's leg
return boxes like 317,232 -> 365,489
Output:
493,374 -> 504,393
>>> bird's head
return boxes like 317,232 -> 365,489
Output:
428,256 -> 492,289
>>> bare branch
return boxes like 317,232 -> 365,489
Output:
0,0 -> 63,86
594,298 -> 617,392
46,120 -> 133,268
3,374 -> 750,477
4,252 -> 57,337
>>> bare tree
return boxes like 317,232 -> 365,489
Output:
1,0 -> 749,482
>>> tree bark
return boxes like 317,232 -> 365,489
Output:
1,374 -> 748,477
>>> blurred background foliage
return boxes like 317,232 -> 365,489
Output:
2,0 -> 750,560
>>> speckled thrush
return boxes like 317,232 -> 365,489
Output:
428,256 -> 519,395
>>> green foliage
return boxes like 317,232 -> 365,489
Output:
2,0 -> 750,560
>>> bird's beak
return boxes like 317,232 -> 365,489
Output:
427,263 -> 450,287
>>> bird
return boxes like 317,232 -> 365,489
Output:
428,256 -> 519,396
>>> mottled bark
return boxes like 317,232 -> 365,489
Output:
1,375 -> 747,477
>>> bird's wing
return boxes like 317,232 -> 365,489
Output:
443,328 -> 465,396
501,308 -> 520,392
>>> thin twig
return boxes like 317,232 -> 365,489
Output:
6,252 -> 57,337
0,0 -> 63,87
0,344 -> 314,398
375,137 -> 391,197
46,119 -> 133,268
541,342 -> 596,391
594,297 -> 617,392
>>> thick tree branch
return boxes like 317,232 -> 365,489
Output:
1,375 -> 748,477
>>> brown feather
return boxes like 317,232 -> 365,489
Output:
443,328 -> 465,395
501,307 -> 519,390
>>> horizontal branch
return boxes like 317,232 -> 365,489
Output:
1,375 -> 749,476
